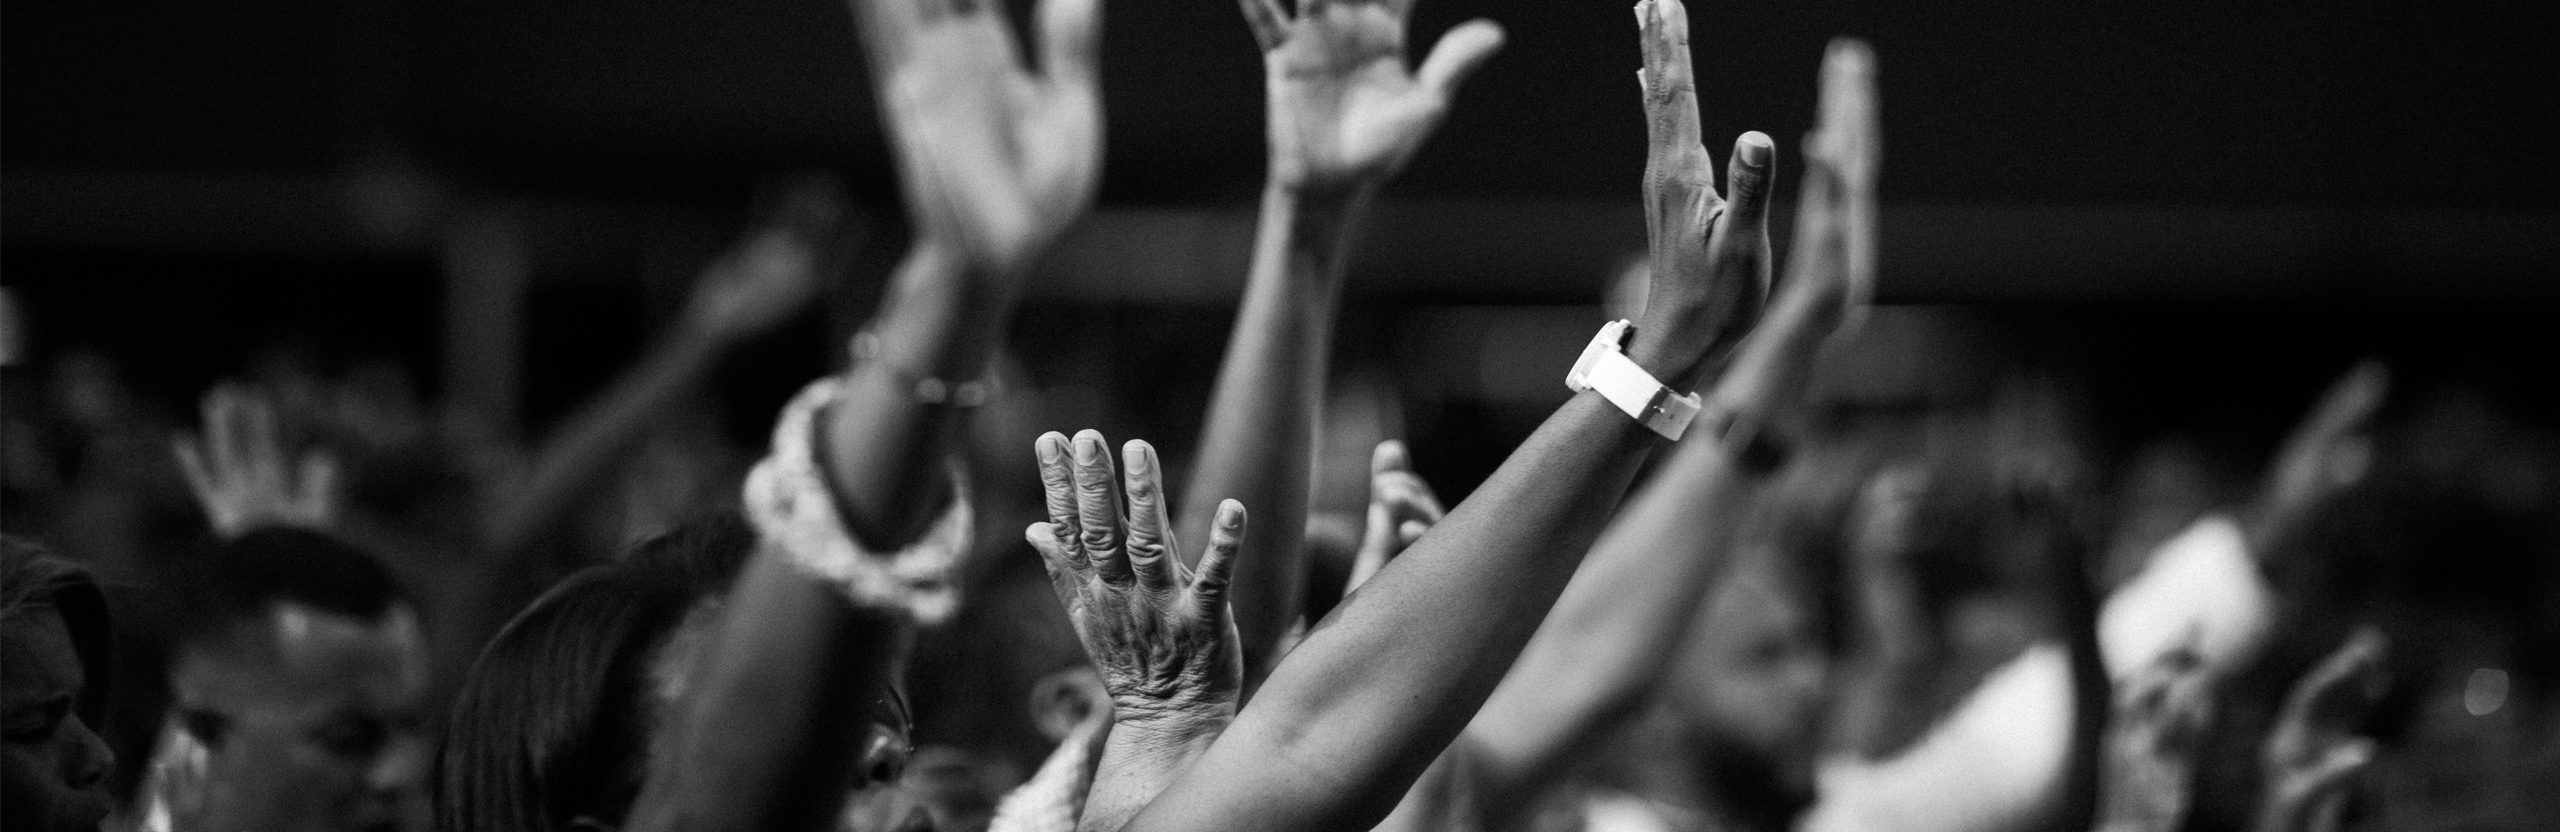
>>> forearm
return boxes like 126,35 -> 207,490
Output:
1127,391 -> 1662,832
1456,218 -> 1847,816
486,322 -> 728,553
1458,436 -> 1759,811
1080,717 -> 1227,832
825,241 -> 1011,548
622,555 -> 908,832
1179,184 -> 1362,693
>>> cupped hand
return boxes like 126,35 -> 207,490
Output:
1345,439 -> 1443,594
1028,430 -> 1247,729
173,383 -> 339,537
1242,0 -> 1505,198
2256,627 -> 2388,832
853,0 -> 1101,277
1630,0 -> 1774,382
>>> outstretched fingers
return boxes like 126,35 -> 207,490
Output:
1189,500 -> 1247,618
1416,20 -> 1506,103
1069,429 -> 1134,583
1121,441 -> 1180,594
1636,0 -> 1705,180
1034,432 -> 1088,567
1036,0 -> 1100,96
1236,0 -> 1288,51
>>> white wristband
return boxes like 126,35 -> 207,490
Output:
1566,320 -> 1701,441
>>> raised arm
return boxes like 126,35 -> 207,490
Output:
482,187 -> 839,555
1417,37 -> 1876,829
1180,0 -> 1503,696
1105,3 -> 1774,828
622,0 -> 1102,829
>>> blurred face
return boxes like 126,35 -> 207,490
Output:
3,605 -> 116,832
158,602 -> 431,832
1662,561 -> 1831,809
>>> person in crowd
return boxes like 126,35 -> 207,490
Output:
1020,2 -> 1792,830
1797,361 -> 2394,832
442,0 -> 1106,827
2,537 -> 120,832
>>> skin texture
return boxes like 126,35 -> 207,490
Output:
1065,6 -> 1770,830
2,607 -> 116,832
154,603 -> 432,832
1028,433 -> 1247,832
1377,30 -> 1871,832
1178,0 -> 1500,707
619,0 -> 1102,829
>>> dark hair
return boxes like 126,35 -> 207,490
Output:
167,526 -> 409,653
434,512 -> 758,832
1,536 -> 115,729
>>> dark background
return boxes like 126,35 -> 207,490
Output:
6,0 -> 2558,491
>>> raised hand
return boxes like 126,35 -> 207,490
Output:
1345,439 -> 1443,594
1029,430 -> 1248,728
851,0 -> 1101,277
172,383 -> 339,537
2255,627 -> 2388,832
1632,0 -> 1774,383
682,182 -> 841,341
1241,0 -> 1504,198
2250,362 -> 2389,551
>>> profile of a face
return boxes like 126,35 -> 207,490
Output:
2,605 -> 117,832
154,602 -> 432,832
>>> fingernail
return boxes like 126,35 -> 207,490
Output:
1036,435 -> 1064,465
1127,443 -> 1153,476
1219,501 -> 1244,528
1073,434 -> 1102,464
1738,133 -> 1773,168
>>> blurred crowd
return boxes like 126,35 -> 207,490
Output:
4,1 -> 2555,832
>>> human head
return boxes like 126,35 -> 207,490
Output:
2,536 -> 119,832
436,513 -> 912,832
154,526 -> 431,832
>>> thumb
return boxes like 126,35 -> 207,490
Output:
1417,19 -> 1505,102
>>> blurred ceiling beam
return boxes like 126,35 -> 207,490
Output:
8,168 -> 2555,303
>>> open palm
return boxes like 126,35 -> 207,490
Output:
1241,0 -> 1503,195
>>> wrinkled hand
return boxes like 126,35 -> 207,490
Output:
1345,439 -> 1443,594
1630,0 -> 1774,382
173,384 -> 339,537
684,182 -> 840,340
853,0 -> 1100,276
1028,430 -> 1247,729
2255,627 -> 2387,832
1240,0 -> 1504,197
2251,362 -> 2388,550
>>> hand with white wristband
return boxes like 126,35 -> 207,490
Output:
1627,0 -> 1777,388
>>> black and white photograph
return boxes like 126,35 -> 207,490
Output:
3,0 -> 2554,830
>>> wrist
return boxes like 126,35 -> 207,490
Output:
871,242 -> 1012,377
1265,178 -> 1374,222
1107,702 -> 1227,756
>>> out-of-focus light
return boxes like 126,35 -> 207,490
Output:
2465,667 -> 2509,717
